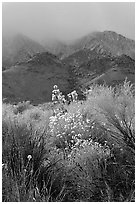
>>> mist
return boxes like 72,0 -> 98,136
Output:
2,2 -> 135,44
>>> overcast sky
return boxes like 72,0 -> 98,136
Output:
2,2 -> 135,43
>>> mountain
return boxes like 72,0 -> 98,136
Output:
2,31 -> 135,104
68,54 -> 134,90
68,31 -> 135,59
38,31 -> 135,61
2,34 -> 46,70
2,52 -> 73,104
91,55 -> 135,85
61,31 -> 135,90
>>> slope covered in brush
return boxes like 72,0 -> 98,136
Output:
2,52 -> 72,104
2,81 -> 135,202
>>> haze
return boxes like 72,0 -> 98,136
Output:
2,2 -> 135,44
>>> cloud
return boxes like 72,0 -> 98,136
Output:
2,2 -> 135,42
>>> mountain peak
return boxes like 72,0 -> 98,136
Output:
68,30 -> 134,59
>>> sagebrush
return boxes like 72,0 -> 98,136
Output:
2,80 -> 135,202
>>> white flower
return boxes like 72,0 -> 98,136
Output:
53,85 -> 58,89
27,155 -> 32,160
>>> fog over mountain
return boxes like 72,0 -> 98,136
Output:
3,2 -> 135,43
2,30 -> 135,104
2,2 -> 135,104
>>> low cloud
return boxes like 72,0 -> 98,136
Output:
2,2 -> 135,43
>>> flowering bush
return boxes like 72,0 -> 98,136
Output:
2,80 -> 135,202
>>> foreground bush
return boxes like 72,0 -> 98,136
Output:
2,80 -> 135,201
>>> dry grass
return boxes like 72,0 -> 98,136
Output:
2,80 -> 135,202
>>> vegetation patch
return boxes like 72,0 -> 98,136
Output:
2,80 -> 135,202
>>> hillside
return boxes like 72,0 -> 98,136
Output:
2,52 -> 73,104
2,31 -> 135,104
2,34 -> 46,70
65,54 -> 135,90
90,55 -> 135,86
68,31 -> 135,59
62,31 -> 135,90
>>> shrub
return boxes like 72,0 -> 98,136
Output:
2,79 -> 135,201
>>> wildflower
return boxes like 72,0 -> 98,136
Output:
53,85 -> 58,90
71,90 -> 78,102
27,155 -> 32,160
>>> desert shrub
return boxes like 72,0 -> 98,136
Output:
63,139 -> 111,201
84,80 -> 135,201
2,105 -> 53,201
2,79 -> 135,202
13,101 -> 33,114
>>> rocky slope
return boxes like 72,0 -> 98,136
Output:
68,31 -> 135,59
62,31 -> 135,90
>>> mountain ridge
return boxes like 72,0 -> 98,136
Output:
2,33 -> 47,69
63,30 -> 135,59
2,30 -> 135,104
3,52 -> 73,104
